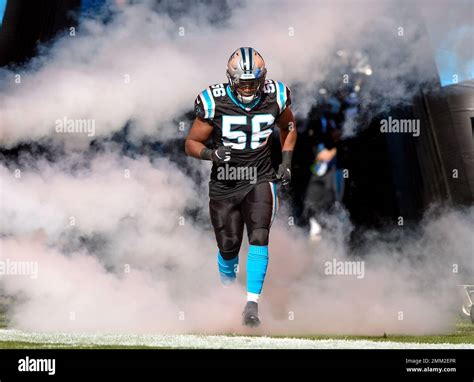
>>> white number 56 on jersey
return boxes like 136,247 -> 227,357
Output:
222,114 -> 275,150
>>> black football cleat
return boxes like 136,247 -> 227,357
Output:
242,301 -> 261,328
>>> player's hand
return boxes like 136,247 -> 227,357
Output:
211,146 -> 232,164
277,150 -> 293,186
317,148 -> 336,162
277,164 -> 291,185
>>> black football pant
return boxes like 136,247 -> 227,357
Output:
209,182 -> 278,260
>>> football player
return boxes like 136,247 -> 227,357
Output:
185,47 -> 296,327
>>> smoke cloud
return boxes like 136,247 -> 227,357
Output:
2,0 -> 466,146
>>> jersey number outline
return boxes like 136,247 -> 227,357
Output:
263,82 -> 275,93
211,84 -> 226,97
222,114 -> 275,150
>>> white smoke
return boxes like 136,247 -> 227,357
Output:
1,0 -> 466,146
0,0 -> 472,336
1,152 -> 471,334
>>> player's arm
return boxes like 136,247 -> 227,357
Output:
277,106 -> 297,152
275,107 -> 297,185
185,118 -> 231,162
185,117 -> 213,159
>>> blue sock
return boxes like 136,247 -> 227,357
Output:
217,252 -> 238,285
247,245 -> 269,298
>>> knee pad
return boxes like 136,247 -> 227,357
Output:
248,228 -> 269,246
219,235 -> 241,260
219,248 -> 239,261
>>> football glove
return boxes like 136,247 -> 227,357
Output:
277,150 -> 293,186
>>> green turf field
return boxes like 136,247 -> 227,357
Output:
276,320 -> 474,345
0,305 -> 472,349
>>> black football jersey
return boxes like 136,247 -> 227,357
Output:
194,80 -> 291,200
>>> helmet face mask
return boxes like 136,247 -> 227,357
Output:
226,47 -> 267,104
227,74 -> 266,103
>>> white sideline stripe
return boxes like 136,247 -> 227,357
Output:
269,181 -> 277,226
0,329 -> 472,349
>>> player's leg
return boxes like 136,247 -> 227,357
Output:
209,196 -> 244,285
304,170 -> 334,241
241,181 -> 277,326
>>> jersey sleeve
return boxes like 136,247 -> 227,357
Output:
194,88 -> 216,121
275,81 -> 292,115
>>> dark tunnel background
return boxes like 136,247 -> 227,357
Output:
0,0 -> 473,250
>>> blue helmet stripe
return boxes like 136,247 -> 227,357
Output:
240,47 -> 247,70
248,47 -> 253,70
